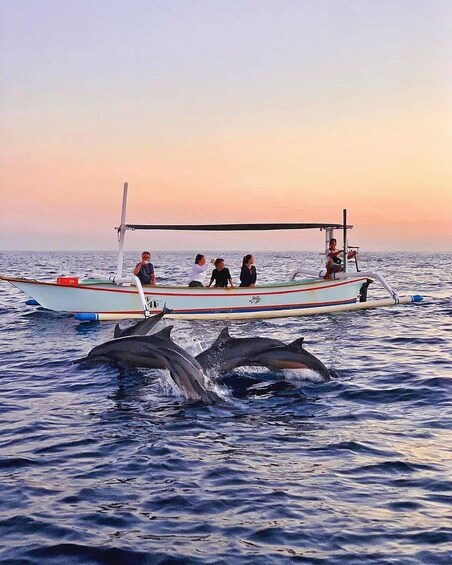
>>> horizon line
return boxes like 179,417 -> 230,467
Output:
1,249 -> 449,255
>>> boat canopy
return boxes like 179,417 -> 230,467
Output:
114,182 -> 353,281
124,222 -> 353,231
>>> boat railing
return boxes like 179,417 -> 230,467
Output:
289,268 -> 399,301
116,270 -> 397,302
133,276 -> 151,316
110,275 -> 150,317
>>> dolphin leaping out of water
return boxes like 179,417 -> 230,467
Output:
195,327 -> 285,372
196,327 -> 330,381
114,305 -> 173,338
79,326 -> 220,404
248,338 -> 330,381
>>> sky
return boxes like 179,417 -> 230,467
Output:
1,0 -> 451,252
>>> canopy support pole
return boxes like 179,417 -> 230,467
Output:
115,182 -> 128,282
343,209 -> 348,273
324,227 -> 334,264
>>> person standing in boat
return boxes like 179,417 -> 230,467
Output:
133,251 -> 156,285
239,254 -> 257,288
208,258 -> 234,288
188,254 -> 215,287
324,238 -> 356,280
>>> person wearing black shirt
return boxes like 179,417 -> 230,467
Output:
133,251 -> 156,285
208,258 -> 234,288
239,254 -> 257,287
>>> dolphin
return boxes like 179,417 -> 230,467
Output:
248,338 -> 331,381
114,305 -> 173,338
195,327 -> 285,372
79,326 -> 220,403
196,328 -> 330,381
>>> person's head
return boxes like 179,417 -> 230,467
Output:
142,251 -> 151,264
329,238 -> 337,248
215,257 -> 225,270
242,254 -> 254,267
195,254 -> 206,265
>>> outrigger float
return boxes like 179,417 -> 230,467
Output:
1,183 -> 427,321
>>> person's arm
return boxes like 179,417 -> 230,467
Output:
208,270 -> 215,287
194,261 -> 213,275
227,269 -> 234,288
149,264 -> 156,285
133,262 -> 142,275
250,267 -> 257,287
202,259 -> 214,277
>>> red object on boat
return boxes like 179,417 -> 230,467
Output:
57,277 -> 79,286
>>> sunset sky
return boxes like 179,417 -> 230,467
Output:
1,0 -> 451,252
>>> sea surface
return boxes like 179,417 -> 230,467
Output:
0,251 -> 451,564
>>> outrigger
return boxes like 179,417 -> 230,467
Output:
1,183 -> 427,321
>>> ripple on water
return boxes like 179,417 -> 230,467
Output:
0,251 -> 451,563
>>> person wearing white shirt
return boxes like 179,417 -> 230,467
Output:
188,254 -> 214,287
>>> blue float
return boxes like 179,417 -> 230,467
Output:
74,312 -> 99,321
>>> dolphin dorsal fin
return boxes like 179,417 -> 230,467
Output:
152,325 -> 174,340
213,327 -> 231,346
287,337 -> 305,351
114,324 -> 123,339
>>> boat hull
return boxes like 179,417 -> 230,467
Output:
1,276 -> 369,320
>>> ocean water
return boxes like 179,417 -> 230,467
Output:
0,251 -> 451,564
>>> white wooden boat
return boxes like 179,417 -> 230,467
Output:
0,183 -> 426,320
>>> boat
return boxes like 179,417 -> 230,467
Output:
0,183 -> 427,321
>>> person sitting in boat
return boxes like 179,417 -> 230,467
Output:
324,238 -> 356,280
188,254 -> 215,287
133,251 -> 156,285
240,254 -> 257,288
208,258 -> 234,288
